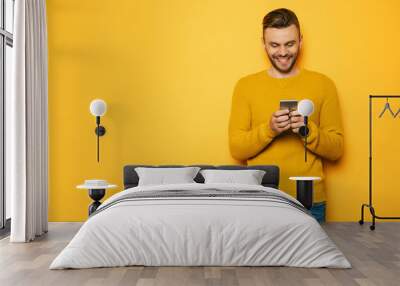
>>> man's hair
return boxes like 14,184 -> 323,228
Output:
262,8 -> 300,35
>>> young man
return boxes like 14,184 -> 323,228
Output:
228,8 -> 344,222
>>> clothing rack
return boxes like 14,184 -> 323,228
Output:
359,95 -> 400,230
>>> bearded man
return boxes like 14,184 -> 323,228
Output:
228,8 -> 344,223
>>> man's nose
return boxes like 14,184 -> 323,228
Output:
278,47 -> 288,57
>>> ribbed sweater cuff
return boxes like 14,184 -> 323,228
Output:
301,120 -> 318,143
259,122 -> 277,142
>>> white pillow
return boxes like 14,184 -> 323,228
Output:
200,169 -> 266,185
135,167 -> 201,186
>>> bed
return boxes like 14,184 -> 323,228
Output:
50,164 -> 351,269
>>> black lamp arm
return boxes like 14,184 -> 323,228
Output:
299,116 -> 309,162
94,116 -> 106,162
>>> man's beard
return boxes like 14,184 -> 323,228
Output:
267,52 -> 299,74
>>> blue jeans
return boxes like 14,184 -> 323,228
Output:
310,202 -> 326,223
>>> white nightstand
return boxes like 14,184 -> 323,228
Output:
77,181 -> 117,216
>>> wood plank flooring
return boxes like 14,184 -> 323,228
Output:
0,222 -> 399,286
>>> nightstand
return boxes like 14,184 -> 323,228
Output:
289,176 -> 321,210
77,181 -> 117,216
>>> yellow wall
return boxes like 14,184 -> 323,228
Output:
47,0 -> 400,222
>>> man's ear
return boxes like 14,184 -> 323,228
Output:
299,34 -> 303,49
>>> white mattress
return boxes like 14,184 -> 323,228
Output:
50,183 -> 351,269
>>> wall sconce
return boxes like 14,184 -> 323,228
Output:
89,99 -> 107,162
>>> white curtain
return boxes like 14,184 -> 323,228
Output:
8,0 -> 48,242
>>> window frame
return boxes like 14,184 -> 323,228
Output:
0,0 -> 14,232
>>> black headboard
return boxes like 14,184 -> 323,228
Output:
123,165 -> 279,189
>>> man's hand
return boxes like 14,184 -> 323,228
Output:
289,110 -> 305,134
269,109 -> 291,135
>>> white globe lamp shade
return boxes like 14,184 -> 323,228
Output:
297,99 -> 314,117
90,99 -> 107,117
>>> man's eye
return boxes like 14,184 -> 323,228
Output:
271,44 -> 278,48
286,43 -> 294,47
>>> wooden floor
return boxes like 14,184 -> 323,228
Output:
0,222 -> 399,286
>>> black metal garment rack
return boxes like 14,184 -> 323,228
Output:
359,95 -> 400,230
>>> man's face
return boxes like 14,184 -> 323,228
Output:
263,24 -> 302,74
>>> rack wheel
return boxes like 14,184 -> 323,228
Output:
358,220 -> 364,225
370,225 -> 375,231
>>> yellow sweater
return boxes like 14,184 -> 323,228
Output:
228,68 -> 344,202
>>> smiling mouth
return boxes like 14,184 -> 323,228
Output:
275,56 -> 292,65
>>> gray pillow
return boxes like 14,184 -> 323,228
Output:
200,169 -> 266,185
135,167 -> 201,186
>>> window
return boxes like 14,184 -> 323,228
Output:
0,0 -> 14,234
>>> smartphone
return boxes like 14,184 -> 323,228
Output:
280,100 -> 298,112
